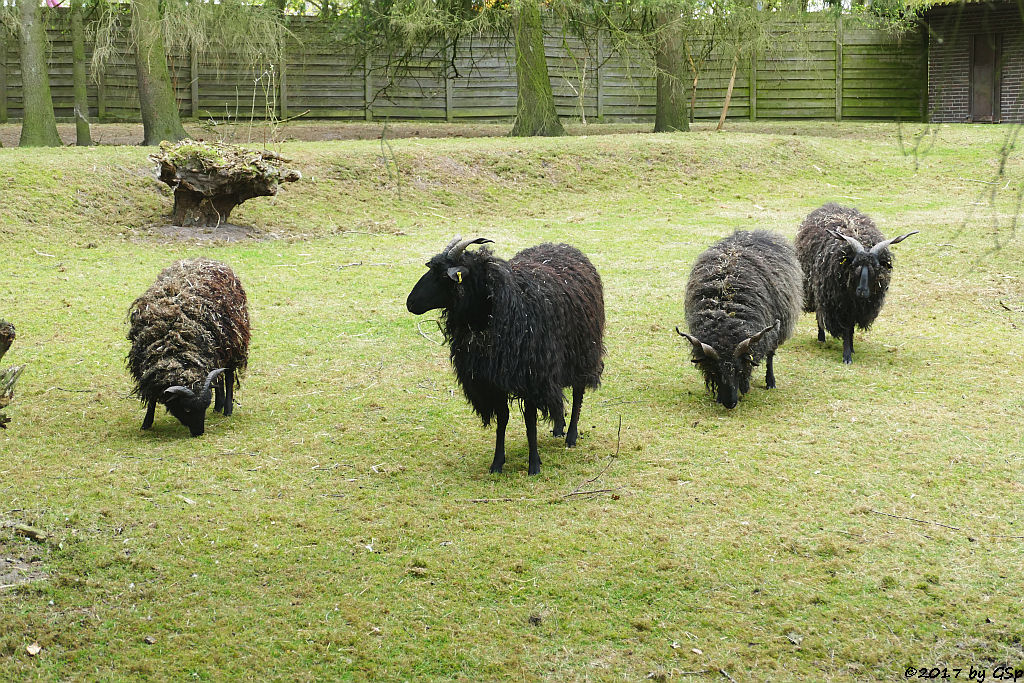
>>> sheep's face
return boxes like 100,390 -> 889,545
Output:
842,249 -> 891,300
827,228 -> 918,301
163,388 -> 213,436
693,354 -> 752,410
161,369 -> 225,437
676,322 -> 777,410
407,257 -> 463,315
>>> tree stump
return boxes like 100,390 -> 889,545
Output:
151,140 -> 301,228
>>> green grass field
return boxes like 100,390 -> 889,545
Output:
1,121 -> 1022,681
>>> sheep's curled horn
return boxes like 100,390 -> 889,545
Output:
675,326 -> 719,361
734,319 -> 780,358
444,236 -> 494,259
163,368 -> 226,401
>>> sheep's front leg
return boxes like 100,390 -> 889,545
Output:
524,400 -> 541,475
765,351 -> 776,389
223,369 -> 235,416
842,329 -> 854,364
816,310 -> 826,343
214,378 -> 225,414
489,402 -> 509,474
141,399 -> 156,430
565,384 -> 584,448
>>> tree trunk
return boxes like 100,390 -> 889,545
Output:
71,0 -> 92,146
510,1 -> 564,137
17,0 -> 62,147
654,10 -> 690,133
716,54 -> 739,131
132,0 -> 187,146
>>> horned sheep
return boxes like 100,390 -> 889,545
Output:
407,237 -> 605,475
794,203 -> 918,364
676,230 -> 803,408
127,258 -> 250,436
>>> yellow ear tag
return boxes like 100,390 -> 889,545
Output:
457,271 -> 463,284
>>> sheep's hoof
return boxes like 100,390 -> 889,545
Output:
552,427 -> 565,438
489,462 -> 504,474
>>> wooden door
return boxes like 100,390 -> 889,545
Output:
970,34 -> 1001,122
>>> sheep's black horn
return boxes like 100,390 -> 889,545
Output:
441,235 -> 463,255
163,386 -> 194,401
675,326 -> 719,361
826,229 -> 866,254
446,237 -> 494,260
870,230 -> 919,255
735,320 -> 779,358
202,368 -> 227,395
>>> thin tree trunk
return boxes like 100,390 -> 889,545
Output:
510,1 -> 564,137
690,74 -> 699,123
133,0 -> 187,146
716,54 -> 739,131
654,9 -> 689,133
17,0 -> 62,147
71,0 -> 92,146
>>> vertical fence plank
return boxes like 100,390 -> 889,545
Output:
280,49 -> 288,120
749,49 -> 757,121
0,34 -> 7,124
835,16 -> 843,121
190,42 -> 200,117
596,31 -> 605,121
364,53 -> 373,121
444,47 -> 453,122
97,70 -> 106,121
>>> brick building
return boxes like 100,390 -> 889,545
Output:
927,0 -> 1024,122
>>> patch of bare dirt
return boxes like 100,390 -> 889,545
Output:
150,222 -> 259,242
0,121 -> 652,148
0,541 -> 48,591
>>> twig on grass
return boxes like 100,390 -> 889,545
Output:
465,497 -> 539,503
718,669 -> 738,683
867,509 -> 960,530
999,300 -> 1022,313
866,509 -> 1024,538
416,320 -> 444,346
562,416 -> 621,499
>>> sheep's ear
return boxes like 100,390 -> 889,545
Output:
675,327 -> 719,361
446,266 -> 469,284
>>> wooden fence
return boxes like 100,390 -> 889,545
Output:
0,14 -> 926,125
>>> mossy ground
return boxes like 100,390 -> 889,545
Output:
1,121 -> 1022,680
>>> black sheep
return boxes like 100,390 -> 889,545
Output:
407,236 -> 605,475
127,259 -> 250,436
794,203 -> 918,364
677,230 -> 802,408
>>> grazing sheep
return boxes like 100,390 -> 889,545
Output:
407,236 -> 605,475
127,259 -> 250,436
794,203 -> 918,364
676,230 -> 802,408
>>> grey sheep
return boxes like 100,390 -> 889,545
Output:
127,259 -> 250,436
794,203 -> 918,364
676,230 -> 803,408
